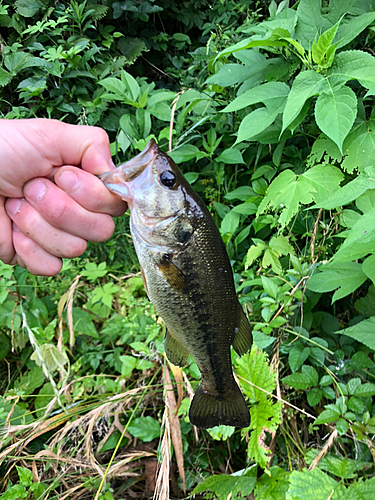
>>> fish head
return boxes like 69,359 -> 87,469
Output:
100,140 -> 199,248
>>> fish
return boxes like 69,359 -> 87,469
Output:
100,140 -> 252,429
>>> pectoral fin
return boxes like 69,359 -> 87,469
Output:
165,328 -> 190,367
232,304 -> 252,356
156,255 -> 187,292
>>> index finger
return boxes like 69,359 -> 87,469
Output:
54,166 -> 127,217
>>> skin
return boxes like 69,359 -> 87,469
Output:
0,118 -> 127,276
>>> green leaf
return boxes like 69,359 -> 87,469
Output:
0,484 -> 28,499
336,317 -> 375,350
282,70 -> 327,133
127,416 -> 161,442
207,425 -> 235,441
224,186 -> 257,201
35,382 -> 54,418
314,86 -> 357,154
120,355 -> 137,378
257,170 -> 316,227
99,77 -> 127,96
307,262 -> 367,303
346,477 -> 375,500
169,144 -> 200,163
336,417 -> 349,435
282,365 -> 319,390
220,210 -> 240,236
206,64 -> 257,87
255,466 -> 290,500
121,70 -> 140,101
289,343 -> 311,372
362,254 -> 375,285
287,467 -> 343,500
217,148 -> 245,164
246,242 -> 266,268
295,0 -> 332,49
342,125 -> 375,173
261,276 -> 279,300
236,107 -> 280,144
327,50 -> 375,92
315,166 -> 375,209
352,382 -> 375,397
193,468 -> 257,498
223,82 -> 289,113
302,165 -> 344,204
312,20 -> 340,66
30,344 -> 68,373
335,12 -> 375,49
307,388 -> 323,406
335,206 -> 375,261
269,235 -> 295,256
16,466 -> 33,487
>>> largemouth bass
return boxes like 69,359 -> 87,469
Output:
100,140 -> 252,429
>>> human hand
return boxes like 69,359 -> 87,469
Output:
0,118 -> 127,276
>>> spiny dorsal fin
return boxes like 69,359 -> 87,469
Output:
232,303 -> 252,356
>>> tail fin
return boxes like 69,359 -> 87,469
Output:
189,383 -> 250,429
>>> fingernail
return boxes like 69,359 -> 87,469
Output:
25,180 -> 46,202
58,171 -> 80,192
6,198 -> 23,216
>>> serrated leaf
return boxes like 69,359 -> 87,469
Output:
261,276 -> 279,300
282,70 -> 327,133
16,466 -> 33,487
307,388 -> 323,406
336,417 -> 349,435
255,466 -> 290,500
307,262 -> 367,303
342,127 -> 375,173
282,365 -> 319,389
193,468 -> 257,498
353,382 -> 375,397
312,20 -> 341,66
328,50 -> 375,92
302,165 -> 344,204
315,86 -> 357,154
286,467 -> 340,500
263,248 -> 282,274
269,235 -> 295,256
314,407 -> 341,425
289,343 -> 311,372
257,170 -> 316,227
346,477 -> 375,499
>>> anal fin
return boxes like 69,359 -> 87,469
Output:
232,303 -> 252,356
165,328 -> 190,367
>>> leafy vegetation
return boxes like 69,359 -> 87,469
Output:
1,0 -> 375,498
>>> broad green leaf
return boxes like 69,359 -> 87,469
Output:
223,82 -> 289,113
314,406 -> 342,425
335,12 -> 375,49
246,242 -> 266,268
30,344 -> 68,372
302,165 -> 344,204
0,484 -> 28,499
336,317 -> 375,350
356,189 -> 375,213
287,468 -> 344,500
236,107 -> 280,144
282,365 -> 319,389
120,355 -> 137,378
334,206 -> 375,261
217,148 -> 245,164
35,382 -> 54,418
362,254 -> 375,285
289,343 -> 311,372
307,388 -> 322,406
315,86 -> 357,153
342,126 -> 375,173
315,166 -> 375,209
169,144 -> 200,163
207,425 -> 235,441
353,382 -> 375,397
306,451 -> 367,479
346,477 -> 375,500
261,276 -> 279,300
193,468 -> 257,498
295,0 -> 332,49
16,466 -> 33,487
336,418 -> 349,435
214,30 -> 288,61
307,262 -> 367,302
220,210 -> 240,236
282,71 -> 327,133
127,416 -> 161,442
269,235 -> 295,256
99,77 -> 127,96
206,64 -> 257,87
257,170 -> 316,227
327,50 -> 375,91
262,248 -> 282,274
224,186 -> 257,201
255,467 -> 290,500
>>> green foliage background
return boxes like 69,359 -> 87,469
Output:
1,0 -> 375,498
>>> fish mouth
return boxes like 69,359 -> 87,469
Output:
99,139 -> 158,201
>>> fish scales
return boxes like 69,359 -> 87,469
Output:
100,140 -> 253,429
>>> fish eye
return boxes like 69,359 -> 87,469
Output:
160,170 -> 176,188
